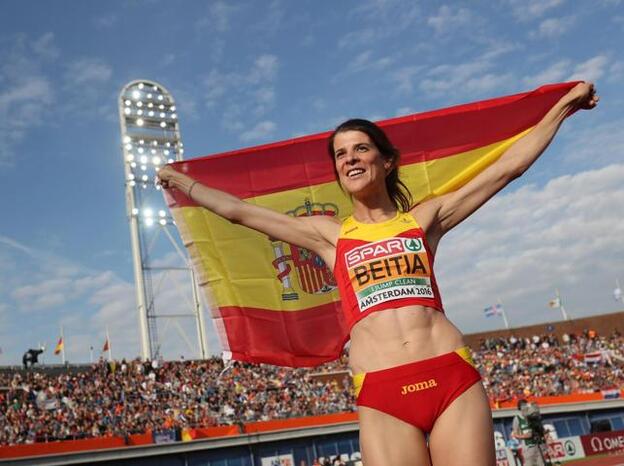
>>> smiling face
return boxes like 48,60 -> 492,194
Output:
332,130 -> 393,196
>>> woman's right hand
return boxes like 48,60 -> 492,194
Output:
157,165 -> 178,189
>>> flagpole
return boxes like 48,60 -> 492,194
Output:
557,288 -> 570,321
616,278 -> 623,303
497,298 -> 510,330
106,326 -> 112,361
89,346 -> 94,364
60,325 -> 66,365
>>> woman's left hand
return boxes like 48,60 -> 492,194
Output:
568,82 -> 599,110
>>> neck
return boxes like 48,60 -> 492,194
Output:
351,190 -> 397,223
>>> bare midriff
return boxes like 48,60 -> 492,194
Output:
348,305 -> 466,374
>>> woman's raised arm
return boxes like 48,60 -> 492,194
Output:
158,166 -> 340,259
415,82 -> 599,243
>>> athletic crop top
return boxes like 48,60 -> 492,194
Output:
333,211 -> 444,331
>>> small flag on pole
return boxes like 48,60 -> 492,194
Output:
548,297 -> 561,308
102,338 -> 110,352
483,304 -> 503,317
53,337 -> 64,355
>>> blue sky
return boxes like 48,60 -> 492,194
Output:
1,0 -> 623,364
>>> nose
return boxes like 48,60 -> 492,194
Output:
345,149 -> 359,164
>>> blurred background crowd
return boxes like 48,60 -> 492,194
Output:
1,330 -> 622,446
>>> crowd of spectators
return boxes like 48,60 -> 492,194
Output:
475,330 -> 624,405
1,330 -> 622,446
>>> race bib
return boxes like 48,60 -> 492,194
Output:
345,237 -> 434,312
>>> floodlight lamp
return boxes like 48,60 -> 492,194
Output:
164,150 -> 170,155
152,141 -> 158,146
141,174 -> 149,182
126,154 -> 134,162
145,218 -> 154,226
152,156 -> 161,165
138,147 -> 144,154
158,95 -> 164,101
167,158 -> 174,163
125,143 -> 132,150
130,180 -> 136,187
148,111 -> 154,117
138,83 -> 144,90
140,155 -> 148,163
165,142 -> 171,147
124,108 -> 131,115
136,118 -> 144,126
123,136 -> 131,143
172,113 -> 177,119
147,93 -> 152,99
150,149 -> 156,154
137,101 -> 143,108
159,104 -> 164,110
159,219 -> 167,226
137,109 -> 143,116
130,162 -> 137,168
152,85 -> 158,91
139,139 -> 145,145
132,90 -> 141,100
131,208 -> 139,215
124,100 -> 131,106
143,208 -> 153,218
141,165 -> 147,171
128,173 -> 135,181
158,210 -> 166,218
160,122 -> 166,128
160,112 -> 165,118
148,102 -> 154,108
170,106 -> 176,112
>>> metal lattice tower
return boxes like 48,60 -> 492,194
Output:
118,79 -> 208,361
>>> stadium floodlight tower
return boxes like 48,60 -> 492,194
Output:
118,80 -> 208,361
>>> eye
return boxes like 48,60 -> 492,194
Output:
356,144 -> 368,152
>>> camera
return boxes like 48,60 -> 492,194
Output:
521,402 -> 546,441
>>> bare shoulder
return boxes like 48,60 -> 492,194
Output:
299,214 -> 342,246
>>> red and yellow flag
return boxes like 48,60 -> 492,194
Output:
53,337 -> 64,355
165,82 -> 577,367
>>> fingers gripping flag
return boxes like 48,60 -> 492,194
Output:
165,82 -> 578,367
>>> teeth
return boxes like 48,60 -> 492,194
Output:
348,169 -> 364,178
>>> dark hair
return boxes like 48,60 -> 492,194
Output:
327,119 -> 413,212
517,399 -> 528,410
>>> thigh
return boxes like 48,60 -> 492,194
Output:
358,406 -> 431,466
428,382 -> 495,466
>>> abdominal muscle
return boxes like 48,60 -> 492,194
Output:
348,305 -> 466,374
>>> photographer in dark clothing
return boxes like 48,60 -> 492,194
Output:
512,400 -> 549,466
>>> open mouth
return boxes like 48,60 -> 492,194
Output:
346,168 -> 365,178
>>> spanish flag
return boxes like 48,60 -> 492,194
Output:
53,337 -> 64,355
165,82 -> 577,367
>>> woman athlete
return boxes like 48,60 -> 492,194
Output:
158,82 -> 598,466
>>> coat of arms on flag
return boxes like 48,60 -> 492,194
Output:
270,199 -> 338,300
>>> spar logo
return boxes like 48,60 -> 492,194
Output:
270,199 -> 338,301
345,237 -> 423,268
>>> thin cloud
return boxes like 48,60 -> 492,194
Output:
568,54 -> 609,82
240,120 -> 276,142
531,15 -> 576,38
427,5 -> 473,35
439,163 -> 624,332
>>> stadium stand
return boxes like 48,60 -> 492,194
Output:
1,325 -> 622,447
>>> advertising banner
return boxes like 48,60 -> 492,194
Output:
546,436 -> 585,461
581,430 -> 624,456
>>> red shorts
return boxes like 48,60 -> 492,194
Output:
353,347 -> 481,433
